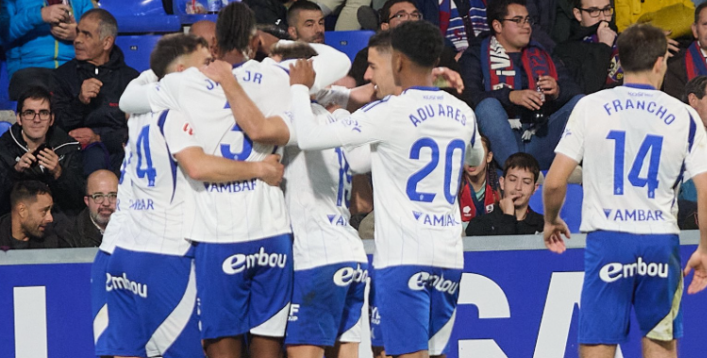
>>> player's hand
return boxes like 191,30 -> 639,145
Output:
200,60 -> 236,85
79,78 -> 103,104
509,89 -> 544,110
14,152 -> 37,173
664,30 -> 680,56
37,148 -> 62,179
69,127 -> 100,146
432,67 -> 464,94
41,4 -> 71,24
289,59 -> 316,88
258,154 -> 284,186
50,20 -> 77,41
684,246 -> 707,294
499,193 -> 520,216
537,75 -> 559,100
596,21 -> 617,47
543,219 -> 570,254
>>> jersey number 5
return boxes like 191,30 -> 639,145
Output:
406,138 -> 466,204
607,130 -> 663,198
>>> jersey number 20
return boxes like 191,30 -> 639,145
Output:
406,138 -> 466,204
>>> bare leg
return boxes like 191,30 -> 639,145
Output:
642,338 -> 677,358
203,336 -> 243,358
394,350 -> 429,358
325,342 -> 359,358
251,335 -> 284,358
287,345 -> 324,358
579,344 -> 616,358
371,346 -> 388,358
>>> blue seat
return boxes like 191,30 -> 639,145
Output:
0,121 -> 12,136
325,31 -> 375,62
0,59 -> 13,110
116,35 -> 164,72
529,183 -> 584,233
99,0 -> 181,33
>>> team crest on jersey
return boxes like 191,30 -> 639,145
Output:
182,123 -> 194,135
562,127 -> 572,138
341,116 -> 361,132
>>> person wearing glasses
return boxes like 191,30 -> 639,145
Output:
664,3 -> 707,100
0,86 -> 85,219
553,0 -> 622,94
68,169 -> 118,247
459,0 -> 582,171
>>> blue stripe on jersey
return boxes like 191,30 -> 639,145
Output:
232,62 -> 245,69
623,83 -> 656,90
403,86 -> 441,93
361,96 -> 391,112
273,65 -> 290,75
157,111 -> 179,204
672,114 -> 697,190
471,121 -> 477,147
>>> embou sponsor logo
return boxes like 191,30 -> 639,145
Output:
407,271 -> 459,294
599,257 -> 669,283
222,247 -> 287,274
106,273 -> 148,298
333,264 -> 368,287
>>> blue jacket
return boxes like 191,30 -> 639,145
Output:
0,0 -> 95,78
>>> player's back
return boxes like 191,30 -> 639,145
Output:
107,110 -> 195,256
361,87 -> 477,269
572,84 -> 701,234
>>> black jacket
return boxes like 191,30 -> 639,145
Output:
459,33 -> 582,120
0,123 -> 85,217
553,21 -> 621,94
52,46 -> 139,159
66,207 -> 103,247
465,204 -> 544,236
0,213 -> 74,250
663,48 -> 690,100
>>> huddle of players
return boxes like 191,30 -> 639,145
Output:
91,2 -> 483,358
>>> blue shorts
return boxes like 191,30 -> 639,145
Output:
194,234 -> 293,340
103,247 -> 202,358
374,265 -> 461,356
285,262 -> 368,346
368,268 -> 384,348
90,250 -> 111,356
579,231 -> 683,344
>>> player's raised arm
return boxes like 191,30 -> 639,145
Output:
200,60 -> 291,146
119,70 -> 159,114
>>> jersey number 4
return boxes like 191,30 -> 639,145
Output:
406,138 -> 466,204
135,125 -> 157,187
607,130 -> 663,199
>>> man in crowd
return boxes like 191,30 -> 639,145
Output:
189,19 -> 217,57
466,152 -> 543,236
288,0 -> 325,44
69,169 -> 118,247
0,180 -> 71,249
664,3 -> 707,99
53,8 -> 139,174
459,0 -> 582,170
553,0 -> 622,94
0,86 -> 84,218
544,24 -> 707,358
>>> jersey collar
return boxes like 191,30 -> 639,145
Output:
623,83 -> 656,90
403,86 -> 441,93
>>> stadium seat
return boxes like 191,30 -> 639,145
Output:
99,0 -> 181,33
0,59 -> 13,110
116,35 -> 164,73
325,31 -> 375,62
0,121 -> 12,136
529,183 -> 584,233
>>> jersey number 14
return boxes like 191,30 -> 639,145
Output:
607,130 -> 663,199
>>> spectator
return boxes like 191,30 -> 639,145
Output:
53,8 -> 139,175
459,0 -> 582,170
0,86 -> 84,218
189,20 -> 217,57
0,0 -> 95,79
0,180 -> 73,250
664,3 -> 707,99
287,0 -> 326,43
465,152 -> 543,236
553,0 -> 622,94
349,0 -> 461,86
68,169 -> 118,247
316,0 -> 372,30
459,135 -> 501,231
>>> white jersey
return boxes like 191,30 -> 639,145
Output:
283,105 -> 368,271
291,85 -> 482,270
99,145 -> 134,255
102,110 -> 201,255
555,84 -> 707,234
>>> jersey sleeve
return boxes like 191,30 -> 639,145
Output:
465,110 -> 484,167
162,110 -> 202,157
280,111 -> 298,147
684,107 -> 707,180
554,96 -> 587,163
290,84 -> 385,151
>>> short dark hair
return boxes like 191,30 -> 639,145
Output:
270,41 -> 318,60
257,24 -> 292,40
216,2 -> 257,56
81,8 -> 118,40
368,30 -> 392,53
390,20 -> 443,68
10,181 -> 52,210
503,152 -> 540,183
380,0 -> 417,24
150,34 -> 209,79
696,2 -> 707,24
16,86 -> 52,113
685,75 -> 707,103
486,0 -> 527,32
287,1 -> 322,26
617,24 -> 667,73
